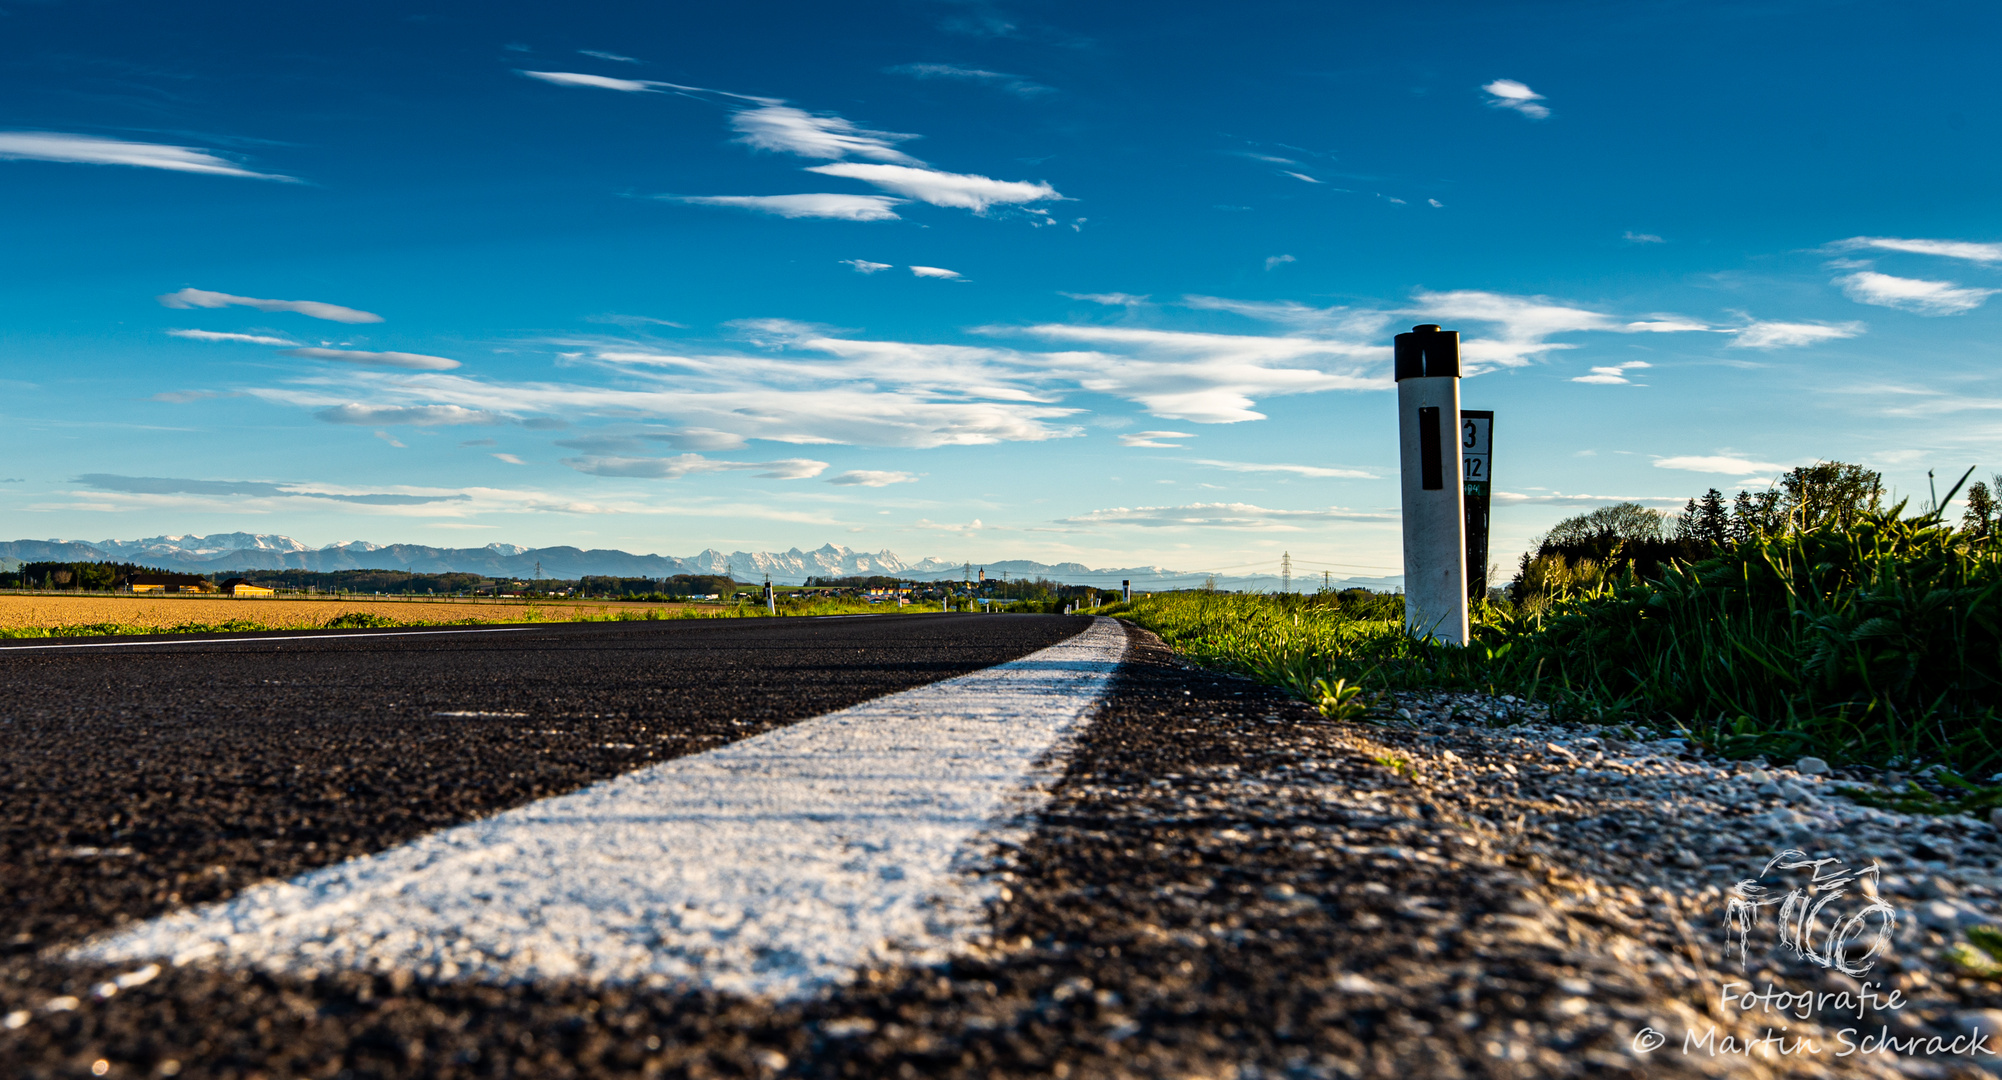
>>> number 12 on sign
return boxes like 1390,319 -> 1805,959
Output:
1462,411 -> 1493,599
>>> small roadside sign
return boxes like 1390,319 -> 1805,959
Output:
1462,411 -> 1493,599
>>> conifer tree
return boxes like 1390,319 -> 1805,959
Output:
1963,481 -> 1996,538
1696,488 -> 1729,548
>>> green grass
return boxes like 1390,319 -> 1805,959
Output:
1111,502 -> 2002,798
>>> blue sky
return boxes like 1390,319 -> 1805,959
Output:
3,0 -> 1999,579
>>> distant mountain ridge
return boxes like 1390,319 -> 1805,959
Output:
0,533 -> 1399,592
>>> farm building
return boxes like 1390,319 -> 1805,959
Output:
128,573 -> 217,594
220,578 -> 275,597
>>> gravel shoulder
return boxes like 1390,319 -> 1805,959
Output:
4,620 -> 1992,1078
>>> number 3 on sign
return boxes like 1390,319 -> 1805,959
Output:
1461,414 -> 1491,483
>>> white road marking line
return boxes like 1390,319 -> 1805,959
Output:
72,617 -> 1128,1001
0,627 -> 538,651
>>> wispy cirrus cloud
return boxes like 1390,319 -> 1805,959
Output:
1119,430 -> 1194,448
827,470 -> 917,486
1062,292 -> 1150,307
158,287 -> 382,324
75,473 -> 470,505
731,104 -> 919,163
910,265 -> 964,280
519,70 -> 696,94
842,259 -> 893,273
1829,236 -> 2002,265
284,347 -> 461,371
578,50 -> 640,64
521,70 -> 1061,221
562,453 -> 829,480
1059,502 -> 1391,529
1729,320 -> 1865,349
315,403 -> 503,426
0,132 -> 293,181
1653,454 -> 1785,475
885,63 -> 1054,98
168,329 -> 298,346
662,193 -> 906,221
805,162 -> 1059,212
1482,79 -> 1549,119
1191,459 -> 1377,479
1835,270 -> 1999,315
1572,360 -> 1651,385
999,321 -> 1385,423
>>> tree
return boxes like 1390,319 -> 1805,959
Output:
1674,497 -> 1701,543
1779,462 -> 1882,530
1543,502 -> 1667,548
1731,489 -> 1784,542
1695,489 -> 1729,548
1964,481 -> 1996,538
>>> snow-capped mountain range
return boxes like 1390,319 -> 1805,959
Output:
0,533 -> 1398,591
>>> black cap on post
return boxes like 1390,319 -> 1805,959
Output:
1394,324 -> 1460,381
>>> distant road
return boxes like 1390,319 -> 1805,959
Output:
0,613 -> 1087,947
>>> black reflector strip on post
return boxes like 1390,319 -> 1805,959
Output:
1418,406 -> 1442,490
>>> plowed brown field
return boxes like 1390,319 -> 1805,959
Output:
0,593 -> 700,631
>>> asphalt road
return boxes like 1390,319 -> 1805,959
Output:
0,613 -> 1086,951
0,616 -> 1730,1079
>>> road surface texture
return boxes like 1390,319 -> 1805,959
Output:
0,617 -> 1971,1078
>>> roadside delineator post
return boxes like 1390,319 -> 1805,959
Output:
1122,579 -> 1131,604
1395,324 -> 1468,645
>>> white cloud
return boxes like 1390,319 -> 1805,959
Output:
731,105 -> 918,163
1063,292 -> 1150,306
1265,254 -> 1296,270
1493,491 -> 1688,506
885,63 -> 1053,99
317,404 -> 503,426
1624,231 -> 1664,243
1653,454 -> 1785,475
1482,79 -> 1550,119
578,50 -> 640,64
491,453 -> 526,465
1282,171 -> 1322,184
842,259 -> 893,273
806,162 -> 1060,212
1830,236 -> 2002,265
1120,430 -> 1194,448
158,287 -> 383,324
284,347 -> 461,371
262,345 -> 1081,448
1428,198 -> 1444,208
1835,270 -> 1999,315
1059,502 -> 1390,529
1624,318 -> 1711,332
519,70 -> 666,93
910,265 -> 963,279
1572,360 -> 1652,385
0,132 -> 292,181
1729,320 -> 1865,349
561,453 -> 829,479
1191,459 -> 1376,479
1405,289 -> 1615,369
1005,322 -> 1386,423
168,329 -> 298,346
664,194 -> 905,221
827,470 -> 918,486
373,431 -> 406,448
